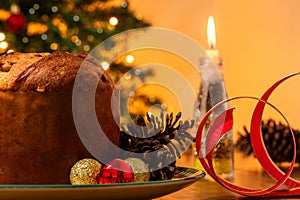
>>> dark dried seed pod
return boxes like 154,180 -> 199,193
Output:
141,146 -> 151,152
120,110 -> 194,180
236,119 -> 300,164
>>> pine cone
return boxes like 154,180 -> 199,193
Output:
235,119 -> 300,163
235,126 -> 254,156
120,112 -> 194,180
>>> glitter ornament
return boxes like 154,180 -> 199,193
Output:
97,159 -> 134,184
69,158 -> 101,184
125,158 -> 150,182
5,4 -> 26,33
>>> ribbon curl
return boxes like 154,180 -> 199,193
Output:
195,72 -> 300,197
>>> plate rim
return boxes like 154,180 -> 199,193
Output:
0,166 -> 205,190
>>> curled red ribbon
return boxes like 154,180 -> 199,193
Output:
195,72 -> 300,197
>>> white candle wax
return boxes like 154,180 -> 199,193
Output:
205,49 -> 219,64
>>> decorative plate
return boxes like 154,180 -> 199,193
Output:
0,167 -> 205,200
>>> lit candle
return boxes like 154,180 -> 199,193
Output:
205,16 -> 219,64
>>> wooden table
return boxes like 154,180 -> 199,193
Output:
154,146 -> 300,200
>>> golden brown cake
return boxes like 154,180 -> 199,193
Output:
0,52 -> 119,184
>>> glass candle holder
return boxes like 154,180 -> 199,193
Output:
194,57 -> 234,179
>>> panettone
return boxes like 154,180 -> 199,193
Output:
0,52 -> 119,184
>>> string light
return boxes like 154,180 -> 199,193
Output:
0,33 -> 5,41
33,3 -> 40,10
29,8 -> 35,14
1,1 -> 147,53
149,96 -> 156,103
51,6 -> 58,13
27,22 -> 48,36
50,43 -> 58,50
129,90 -> 135,97
109,17 -> 118,26
101,61 -> 109,70
125,55 -> 134,63
22,37 -> 29,43
71,35 -> 79,43
0,41 -> 8,49
97,28 -> 103,34
134,68 -> 141,75
136,14 -> 143,20
93,21 -> 101,28
0,9 -> 10,21
75,39 -> 81,46
73,15 -> 80,22
87,35 -> 94,42
41,34 -> 48,40
83,45 -> 90,51
121,1 -> 128,8
41,14 -> 49,21
124,72 -> 132,80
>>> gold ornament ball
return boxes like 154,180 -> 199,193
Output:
69,158 -> 101,184
125,158 -> 150,182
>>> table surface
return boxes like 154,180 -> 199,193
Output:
154,146 -> 300,200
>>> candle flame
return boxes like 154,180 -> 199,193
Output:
207,16 -> 216,49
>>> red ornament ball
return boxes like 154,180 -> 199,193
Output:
96,159 -> 134,184
5,13 -> 26,33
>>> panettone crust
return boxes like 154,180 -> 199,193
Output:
0,52 -> 114,92
0,52 -> 119,184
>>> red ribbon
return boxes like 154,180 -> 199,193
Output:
195,72 -> 300,197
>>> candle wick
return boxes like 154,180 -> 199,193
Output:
208,40 -> 214,49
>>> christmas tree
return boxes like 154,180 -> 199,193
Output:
0,0 -> 161,120
0,0 -> 150,54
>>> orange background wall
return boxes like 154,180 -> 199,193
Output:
130,0 -> 300,131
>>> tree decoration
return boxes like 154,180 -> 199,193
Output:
0,9 -> 10,21
5,4 -> 26,33
124,158 -> 150,182
69,158 -> 102,184
0,0 -> 150,53
69,111 -> 194,184
96,159 -> 134,184
0,0 -> 158,117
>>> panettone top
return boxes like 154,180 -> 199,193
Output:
0,52 -> 114,92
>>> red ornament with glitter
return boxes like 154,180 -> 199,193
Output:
96,159 -> 134,184
5,4 -> 26,33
